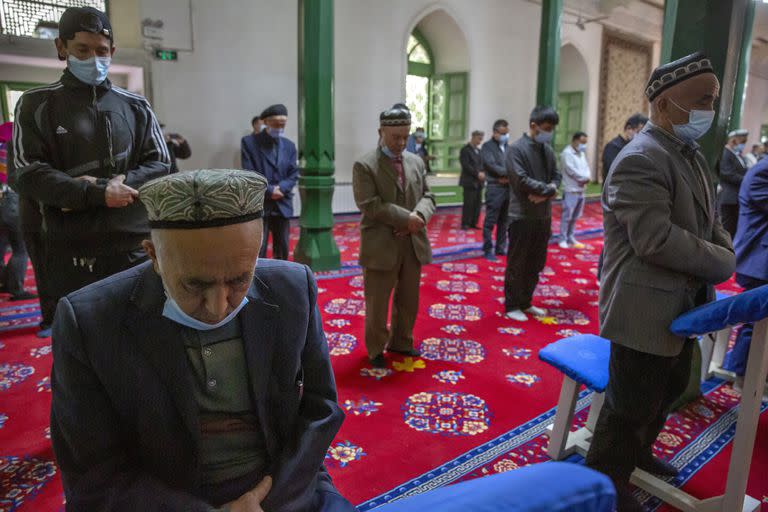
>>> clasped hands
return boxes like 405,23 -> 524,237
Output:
395,212 -> 425,237
528,183 -> 558,204
64,175 -> 138,212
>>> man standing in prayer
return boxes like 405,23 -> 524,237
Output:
601,113 -> 648,183
559,131 -> 592,249
241,104 -> 299,260
586,52 -> 735,512
481,119 -> 511,261
11,6 -> 170,337
459,130 -> 485,230
51,169 -> 354,512
353,107 -> 436,368
717,128 -> 749,239
503,106 -> 562,322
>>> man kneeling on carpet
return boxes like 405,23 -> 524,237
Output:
50,170 -> 354,512
587,52 -> 735,511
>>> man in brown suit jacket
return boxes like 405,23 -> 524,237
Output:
352,107 -> 436,368
586,52 -> 735,512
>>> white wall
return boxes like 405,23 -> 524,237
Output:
741,71 -> 768,148
141,0 -> 298,171
416,10 -> 469,74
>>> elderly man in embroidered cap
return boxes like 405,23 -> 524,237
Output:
586,52 -> 735,511
353,107 -> 436,368
717,128 -> 749,238
50,170 -> 354,512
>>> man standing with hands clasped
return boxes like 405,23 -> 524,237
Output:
353,107 -> 436,368
503,106 -> 562,322
11,6 -> 169,334
586,52 -> 734,512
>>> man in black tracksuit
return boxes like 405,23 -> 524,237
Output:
503,106 -> 562,322
11,7 -> 169,336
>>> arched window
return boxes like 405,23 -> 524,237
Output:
406,31 -> 434,130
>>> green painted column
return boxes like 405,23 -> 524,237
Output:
294,0 -> 341,271
536,0 -> 563,108
536,0 -> 563,146
729,0 -> 756,131
659,0 -> 753,172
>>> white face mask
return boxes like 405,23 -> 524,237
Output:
668,98 -> 715,143
163,292 -> 249,331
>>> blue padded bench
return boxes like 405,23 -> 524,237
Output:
538,334 -> 611,460
375,462 -> 615,512
698,291 -> 739,382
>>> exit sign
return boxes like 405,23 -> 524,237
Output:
154,49 -> 178,61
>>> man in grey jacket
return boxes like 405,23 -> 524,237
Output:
585,52 -> 735,512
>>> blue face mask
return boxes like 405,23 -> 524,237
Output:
534,129 -> 554,144
268,127 -> 284,139
68,55 -> 111,85
578,143 -> 587,152
381,145 -> 398,159
163,293 -> 249,331
734,143 -> 746,154
498,134 -> 510,144
669,99 -> 714,143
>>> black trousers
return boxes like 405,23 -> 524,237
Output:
504,218 -> 551,311
260,215 -> 290,260
0,193 -> 29,297
719,203 -> 739,240
19,198 -> 56,326
461,186 -> 482,228
586,341 -> 694,484
45,243 -> 148,308
482,185 -> 509,254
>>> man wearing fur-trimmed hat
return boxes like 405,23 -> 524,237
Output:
587,52 -> 735,511
352,107 -> 436,369
50,170 -> 354,511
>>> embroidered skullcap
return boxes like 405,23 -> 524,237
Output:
645,52 -> 714,101
260,104 -> 288,119
728,129 -> 748,138
380,107 -> 412,127
139,169 -> 267,229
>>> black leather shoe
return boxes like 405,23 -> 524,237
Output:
386,347 -> 421,357
616,484 -> 645,512
369,354 -> 386,369
637,455 -> 679,477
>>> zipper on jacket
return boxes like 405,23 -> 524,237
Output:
105,116 -> 116,173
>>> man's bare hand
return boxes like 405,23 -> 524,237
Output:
407,212 -> 426,234
76,175 -> 98,184
478,172 -> 486,182
528,194 -> 548,204
105,175 -> 139,208
225,476 -> 272,512
271,186 -> 284,201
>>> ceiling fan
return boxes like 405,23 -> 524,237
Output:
563,11 -> 610,30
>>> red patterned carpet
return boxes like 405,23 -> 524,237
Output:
1,203 -> 766,512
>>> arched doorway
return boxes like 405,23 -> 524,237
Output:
404,8 -> 470,178
556,43 -> 590,154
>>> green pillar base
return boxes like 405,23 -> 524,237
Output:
293,227 -> 341,271
293,174 -> 341,271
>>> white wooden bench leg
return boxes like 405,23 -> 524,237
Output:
585,391 -> 605,433
546,376 -> 580,460
720,318 -> 768,512
709,327 -> 732,376
699,334 -> 716,382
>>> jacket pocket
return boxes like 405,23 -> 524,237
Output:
620,269 -> 678,292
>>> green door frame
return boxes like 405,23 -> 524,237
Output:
1,82 -> 45,122
555,91 -> 584,154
